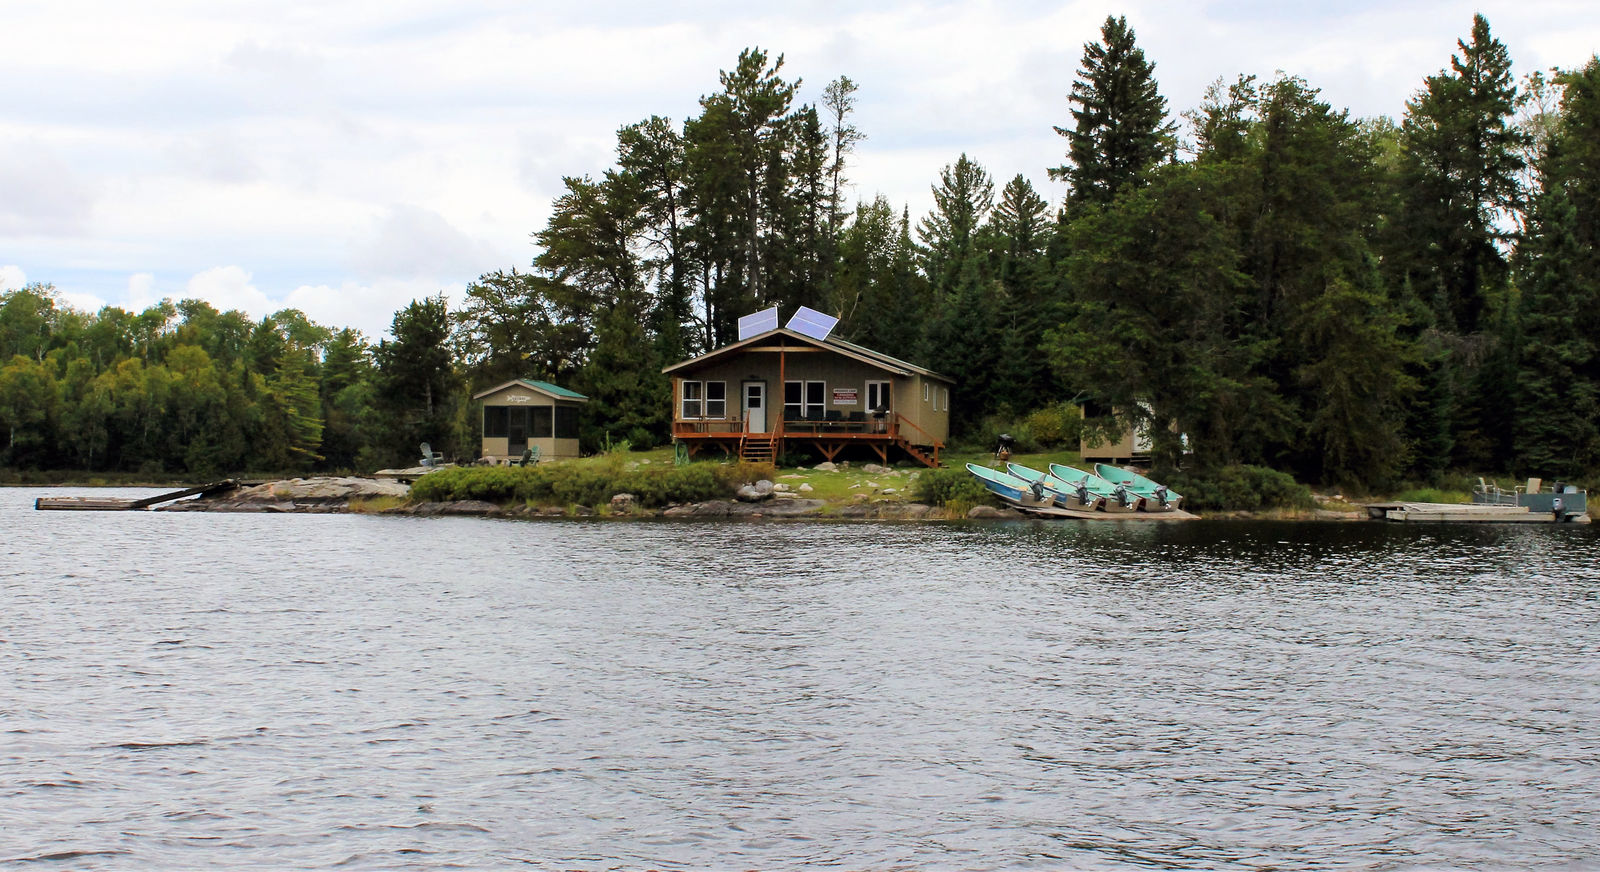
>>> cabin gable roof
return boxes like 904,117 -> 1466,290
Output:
662,328 -> 951,383
472,378 -> 589,403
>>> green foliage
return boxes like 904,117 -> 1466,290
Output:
1161,465 -> 1314,512
1024,404 -> 1083,449
8,36 -> 1600,498
1051,15 -> 1177,210
912,465 -> 990,508
408,461 -> 734,509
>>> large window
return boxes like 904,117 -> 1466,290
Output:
705,381 -> 726,418
866,381 -> 890,412
680,381 -> 702,419
679,381 -> 727,419
785,380 -> 825,420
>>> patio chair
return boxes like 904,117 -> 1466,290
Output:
420,442 -> 444,467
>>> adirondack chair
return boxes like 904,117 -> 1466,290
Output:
419,442 -> 444,467
517,445 -> 540,467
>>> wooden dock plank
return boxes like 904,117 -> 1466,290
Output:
35,480 -> 241,512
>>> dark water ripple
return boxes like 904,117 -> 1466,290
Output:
3,489 -> 1599,869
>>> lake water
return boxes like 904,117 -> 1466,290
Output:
4,487 -> 1599,870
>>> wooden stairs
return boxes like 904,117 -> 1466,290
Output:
897,438 -> 942,469
739,434 -> 778,463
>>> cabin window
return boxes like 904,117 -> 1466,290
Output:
681,381 -> 703,418
785,380 -> 825,420
924,383 -> 930,403
554,405 -> 579,439
484,405 -> 509,438
941,387 -> 949,411
866,381 -> 890,412
705,381 -> 727,418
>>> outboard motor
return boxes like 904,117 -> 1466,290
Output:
1553,496 -> 1565,521
1075,480 -> 1091,506
995,433 -> 1016,461
1114,483 -> 1132,508
1029,479 -> 1045,502
1154,484 -> 1170,508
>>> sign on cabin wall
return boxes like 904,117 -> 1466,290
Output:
506,394 -> 532,404
833,388 -> 858,405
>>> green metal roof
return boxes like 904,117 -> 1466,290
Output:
472,378 -> 589,402
520,379 -> 587,400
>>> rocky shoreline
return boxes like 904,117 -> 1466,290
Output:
151,475 -> 1369,521
157,475 -> 951,520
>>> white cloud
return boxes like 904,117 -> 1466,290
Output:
149,266 -> 280,319
0,143 -> 98,236
0,264 -> 26,291
285,278 -> 466,340
352,203 -> 504,281
1,0 -> 1596,331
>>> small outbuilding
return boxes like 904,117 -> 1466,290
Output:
473,379 -> 588,463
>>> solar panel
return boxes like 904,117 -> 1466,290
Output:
786,306 -> 839,342
737,307 -> 779,340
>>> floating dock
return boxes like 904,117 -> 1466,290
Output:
34,480 -> 245,512
1365,501 -> 1590,524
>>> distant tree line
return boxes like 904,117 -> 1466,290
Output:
3,18 -> 1598,488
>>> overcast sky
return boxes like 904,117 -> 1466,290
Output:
3,0 -> 1597,338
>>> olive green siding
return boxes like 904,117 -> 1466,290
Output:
670,345 -> 951,445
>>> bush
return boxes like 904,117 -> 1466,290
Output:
714,460 -> 776,489
1024,403 -> 1083,449
1161,464 -> 1314,512
408,461 -> 735,509
913,465 -> 990,508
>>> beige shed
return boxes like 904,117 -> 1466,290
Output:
473,379 -> 588,463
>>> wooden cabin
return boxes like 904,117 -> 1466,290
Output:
473,379 -> 587,463
663,327 -> 952,467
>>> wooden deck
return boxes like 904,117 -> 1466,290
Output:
1365,501 -> 1592,524
35,480 -> 248,511
674,413 -> 942,467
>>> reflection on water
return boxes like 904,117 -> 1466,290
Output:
3,489 -> 1599,869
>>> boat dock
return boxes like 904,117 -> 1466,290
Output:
34,480 -> 246,512
1365,501 -> 1591,524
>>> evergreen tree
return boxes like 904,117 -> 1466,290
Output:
1391,13 -> 1525,335
1050,15 -> 1176,210
373,295 -> 459,465
987,174 -> 1055,412
917,154 -> 994,300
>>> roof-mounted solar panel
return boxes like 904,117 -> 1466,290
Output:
786,306 -> 839,342
737,306 -> 780,340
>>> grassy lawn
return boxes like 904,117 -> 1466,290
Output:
595,443 -> 1091,505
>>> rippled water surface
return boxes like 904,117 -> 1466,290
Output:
4,488 -> 1599,869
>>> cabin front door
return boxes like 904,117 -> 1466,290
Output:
743,381 -> 767,433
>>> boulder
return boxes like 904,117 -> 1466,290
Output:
813,461 -> 838,472
610,493 -> 638,512
440,500 -> 502,516
968,505 -> 1023,519
862,463 -> 890,474
798,483 -> 813,493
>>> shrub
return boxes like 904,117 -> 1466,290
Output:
408,461 -> 735,509
913,465 -> 990,508
1024,403 -> 1083,449
715,460 -> 777,489
1161,464 -> 1314,512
